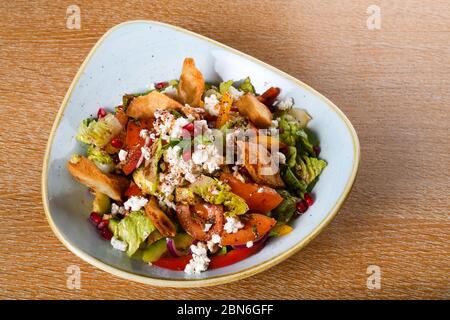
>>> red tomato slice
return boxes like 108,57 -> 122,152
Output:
124,183 -> 143,198
122,147 -> 142,175
152,241 -> 265,271
152,255 -> 192,271
220,174 -> 283,212
125,121 -> 145,148
208,242 -> 265,269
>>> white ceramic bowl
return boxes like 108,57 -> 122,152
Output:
42,20 -> 360,287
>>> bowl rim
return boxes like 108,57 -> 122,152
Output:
41,20 -> 361,288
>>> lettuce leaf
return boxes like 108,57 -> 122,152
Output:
87,145 -> 112,164
239,77 -> 255,94
219,80 -> 234,95
190,175 -> 249,216
76,114 -> 122,147
272,190 -> 298,223
295,156 -> 327,186
111,210 -> 155,256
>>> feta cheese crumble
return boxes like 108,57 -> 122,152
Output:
224,216 -> 244,234
228,86 -> 244,100
206,234 -> 222,252
203,223 -> 212,232
141,146 -> 151,161
111,203 -> 125,215
118,149 -> 128,162
275,97 -> 294,110
246,241 -> 254,248
123,196 -> 148,212
204,94 -> 220,116
170,117 -> 190,138
111,236 -> 127,252
184,242 -> 210,274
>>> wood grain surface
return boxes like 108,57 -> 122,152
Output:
0,0 -> 449,300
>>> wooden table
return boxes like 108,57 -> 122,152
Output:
0,0 -> 448,300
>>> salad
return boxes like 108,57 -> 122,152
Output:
67,58 -> 327,274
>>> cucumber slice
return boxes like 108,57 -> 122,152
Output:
142,238 -> 167,263
173,233 -> 193,250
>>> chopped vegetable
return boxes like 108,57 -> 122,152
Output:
76,114 -> 122,148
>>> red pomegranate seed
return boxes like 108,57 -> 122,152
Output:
155,81 -> 168,90
182,122 -> 194,134
313,145 -> 321,157
296,200 -> 308,214
89,212 -> 102,225
97,108 -> 107,119
111,137 -> 123,148
182,150 -> 191,161
97,220 -> 109,230
304,193 -> 314,206
101,228 -> 113,240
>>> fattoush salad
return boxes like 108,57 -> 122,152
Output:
67,58 -> 327,274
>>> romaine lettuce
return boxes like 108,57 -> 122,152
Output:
76,114 -> 122,147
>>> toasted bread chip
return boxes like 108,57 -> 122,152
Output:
237,141 -> 285,188
67,157 -> 129,201
145,197 -> 176,237
235,94 -> 273,128
126,90 -> 183,119
177,58 -> 205,107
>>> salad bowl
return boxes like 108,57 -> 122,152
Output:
42,20 -> 360,287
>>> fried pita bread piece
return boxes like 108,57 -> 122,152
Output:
177,58 -> 205,107
126,90 -> 183,119
144,197 -> 176,237
67,156 -> 129,202
237,141 -> 285,188
235,93 -> 273,128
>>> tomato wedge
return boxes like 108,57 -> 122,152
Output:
152,255 -> 192,271
221,174 -> 283,212
152,241 -> 265,271
124,183 -> 143,198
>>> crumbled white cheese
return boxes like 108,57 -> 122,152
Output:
276,151 -> 286,165
275,97 -> 294,110
170,117 -> 190,138
184,242 -> 210,274
123,196 -> 148,212
154,109 -> 175,141
141,146 -> 151,161
111,203 -> 125,215
257,187 -> 265,193
139,129 -> 149,139
118,149 -> 128,162
203,223 -> 212,232
111,236 -> 128,252
191,143 -> 223,173
224,216 -> 244,234
228,86 -> 244,100
206,234 -> 222,252
246,241 -> 254,248
204,94 -> 220,116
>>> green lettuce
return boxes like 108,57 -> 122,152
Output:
295,156 -> 327,186
239,77 -> 255,94
133,138 -> 163,195
76,114 -> 122,147
190,175 -> 249,216
87,145 -> 112,164
272,190 -> 298,223
219,80 -> 234,95
282,166 -> 307,195
110,210 -> 155,256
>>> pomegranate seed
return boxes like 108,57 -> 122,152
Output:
111,137 -> 123,148
97,108 -> 107,119
304,193 -> 314,206
97,220 -> 109,230
313,145 -> 321,157
101,228 -> 113,240
182,122 -> 194,134
155,81 -> 168,90
296,200 -> 308,214
182,150 -> 191,161
89,212 -> 102,225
